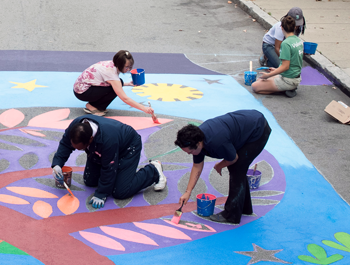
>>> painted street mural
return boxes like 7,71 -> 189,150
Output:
0,51 -> 349,265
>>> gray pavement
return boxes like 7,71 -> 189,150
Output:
234,0 -> 350,95
0,0 -> 349,206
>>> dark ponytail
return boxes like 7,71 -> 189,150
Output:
113,50 -> 134,72
281,16 -> 295,33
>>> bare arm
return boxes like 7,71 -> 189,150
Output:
274,39 -> 282,57
260,60 -> 290,79
107,80 -> 153,114
213,154 -> 238,176
179,161 -> 204,205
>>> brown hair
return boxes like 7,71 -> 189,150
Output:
113,50 -> 134,71
281,16 -> 296,33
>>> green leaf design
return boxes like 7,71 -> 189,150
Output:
308,244 -> 328,260
298,244 -> 344,264
322,232 -> 350,253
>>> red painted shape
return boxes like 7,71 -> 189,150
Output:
0,168 -> 227,264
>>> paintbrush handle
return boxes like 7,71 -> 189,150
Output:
253,164 -> 257,176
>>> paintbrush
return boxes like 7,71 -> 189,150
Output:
171,201 -> 184,224
253,163 -> 257,176
148,101 -> 161,124
53,168 -> 74,197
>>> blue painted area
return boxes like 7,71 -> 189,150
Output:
0,254 -> 44,265
108,165 -> 350,264
1,59 -> 349,265
0,71 -> 310,167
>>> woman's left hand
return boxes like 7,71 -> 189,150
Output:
214,163 -> 223,176
259,72 -> 270,80
124,81 -> 135,86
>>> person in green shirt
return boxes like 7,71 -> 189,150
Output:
252,15 -> 303,98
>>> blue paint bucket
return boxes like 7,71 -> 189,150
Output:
131,68 -> 145,86
244,71 -> 257,86
303,42 -> 318,55
247,169 -> 262,189
196,193 -> 216,217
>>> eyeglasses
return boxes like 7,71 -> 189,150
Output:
124,65 -> 133,70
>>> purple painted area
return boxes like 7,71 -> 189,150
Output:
0,50 -> 222,75
300,66 -> 332,86
0,148 -> 286,221
69,149 -> 286,257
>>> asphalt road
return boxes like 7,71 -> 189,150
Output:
1,0 -> 349,204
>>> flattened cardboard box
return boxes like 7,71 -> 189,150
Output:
324,100 -> 350,124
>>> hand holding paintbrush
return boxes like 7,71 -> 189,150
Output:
171,201 -> 184,224
53,167 -> 74,197
148,101 -> 160,124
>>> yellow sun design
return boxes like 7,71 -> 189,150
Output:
132,83 -> 203,102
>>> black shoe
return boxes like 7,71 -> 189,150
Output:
285,89 -> 297,98
209,212 -> 228,222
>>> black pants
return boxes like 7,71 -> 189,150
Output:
83,135 -> 159,199
74,85 -> 117,111
221,122 -> 272,223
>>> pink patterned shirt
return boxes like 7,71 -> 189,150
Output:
73,61 -> 120,94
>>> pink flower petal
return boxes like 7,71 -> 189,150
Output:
133,222 -> 191,240
0,194 -> 30,205
7,187 -> 58,198
28,109 -> 72,129
107,116 -> 173,130
0,109 -> 25,128
33,200 -> 53,218
20,129 -> 46,137
57,194 -> 80,215
79,231 -> 125,251
100,226 -> 158,246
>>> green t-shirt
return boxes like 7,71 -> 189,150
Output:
279,35 -> 303,78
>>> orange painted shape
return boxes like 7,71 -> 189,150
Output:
0,194 -> 30,205
79,231 -> 125,251
33,200 -> 53,218
7,187 -> 58,198
0,109 -> 25,128
28,108 -> 72,129
0,240 -> 3,243
163,219 -> 216,233
133,222 -> 192,240
107,116 -> 173,131
57,194 -> 80,215
100,226 -> 158,246
20,129 -> 46,137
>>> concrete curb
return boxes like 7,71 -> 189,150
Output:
232,0 -> 350,97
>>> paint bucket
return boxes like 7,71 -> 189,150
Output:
247,169 -> 262,189
303,42 -> 318,55
244,71 -> 257,86
196,193 -> 216,217
131,68 -> 145,86
55,166 -> 72,188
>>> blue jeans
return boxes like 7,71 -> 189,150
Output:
262,42 -> 280,68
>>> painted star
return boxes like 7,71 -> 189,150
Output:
203,78 -> 222,85
10,79 -> 48,92
234,243 -> 291,264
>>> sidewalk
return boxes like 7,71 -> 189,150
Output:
233,0 -> 350,96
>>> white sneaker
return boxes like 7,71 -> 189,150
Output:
150,160 -> 167,191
